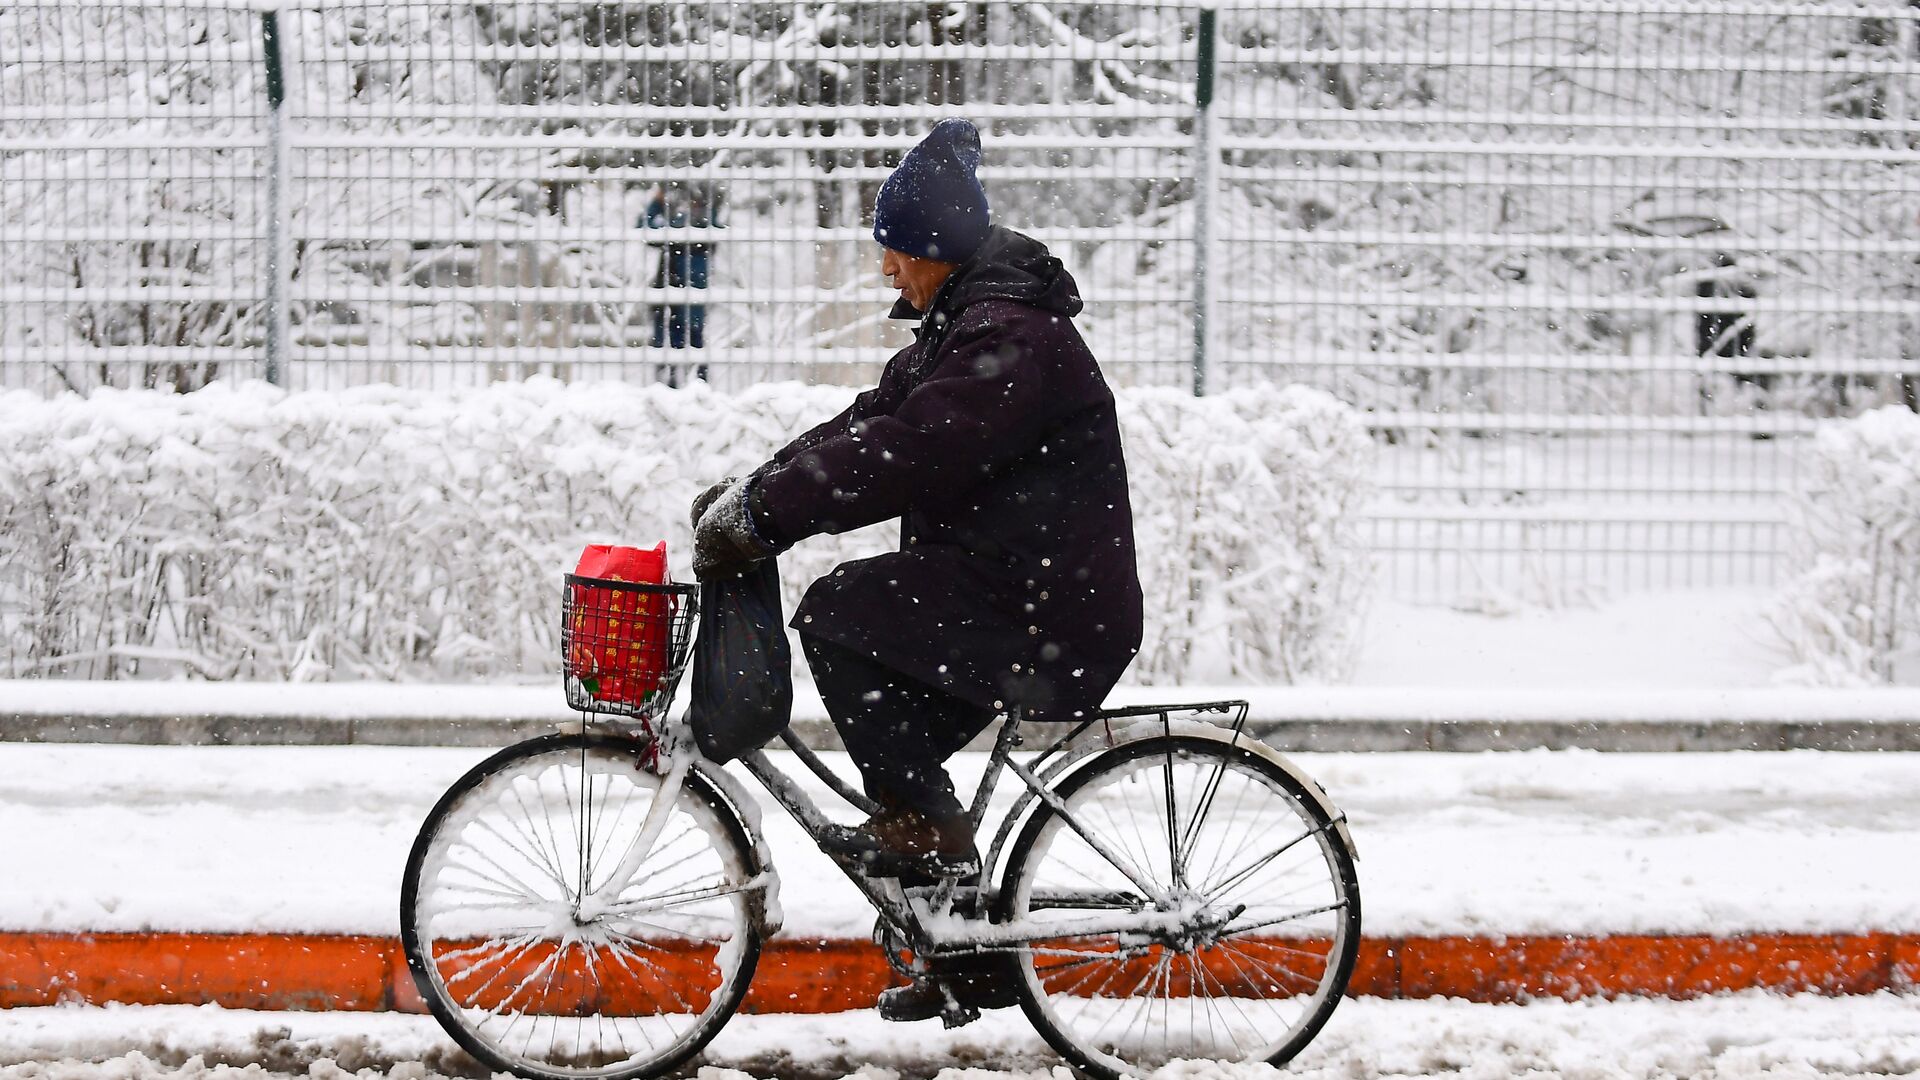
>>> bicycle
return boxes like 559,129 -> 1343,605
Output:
401,574 -> 1361,1080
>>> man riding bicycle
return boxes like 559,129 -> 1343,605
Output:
690,118 -> 1144,1019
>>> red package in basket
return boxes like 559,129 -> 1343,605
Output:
569,542 -> 670,708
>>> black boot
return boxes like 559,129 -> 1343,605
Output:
821,805 -> 980,878
876,954 -> 1022,1023
877,979 -> 972,1025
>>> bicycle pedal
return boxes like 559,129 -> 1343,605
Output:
938,981 -> 981,1029
940,1002 -> 981,1030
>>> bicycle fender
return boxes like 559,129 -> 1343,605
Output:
1103,718 -> 1359,861
984,718 -> 1357,885
692,760 -> 787,935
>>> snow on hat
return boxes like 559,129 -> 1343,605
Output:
872,118 -> 991,263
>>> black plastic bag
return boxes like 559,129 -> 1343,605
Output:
687,558 -> 793,762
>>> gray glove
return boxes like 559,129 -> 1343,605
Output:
693,478 -> 776,580
689,476 -> 738,531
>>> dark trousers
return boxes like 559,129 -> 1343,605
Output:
651,303 -> 706,349
651,304 -> 708,388
801,634 -> 995,821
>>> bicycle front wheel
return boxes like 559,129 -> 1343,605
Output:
401,734 -> 766,1080
998,734 -> 1360,1080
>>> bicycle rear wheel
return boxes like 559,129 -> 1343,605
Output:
998,734 -> 1360,1080
402,734 -> 766,1080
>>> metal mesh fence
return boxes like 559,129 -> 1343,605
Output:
275,0 -> 1200,391
1,0 -> 270,394
3,0 -> 1918,603
1212,0 -> 1920,599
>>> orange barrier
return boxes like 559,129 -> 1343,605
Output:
1,932 -> 1915,1013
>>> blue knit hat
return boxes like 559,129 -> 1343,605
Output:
872,118 -> 991,263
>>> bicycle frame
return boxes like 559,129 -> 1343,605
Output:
727,701 -> 1268,958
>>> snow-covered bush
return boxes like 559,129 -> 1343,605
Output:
1772,407 -> 1920,685
0,381 -> 1373,685
1122,386 -> 1375,684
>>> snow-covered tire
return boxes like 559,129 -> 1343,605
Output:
401,733 -> 764,1080
997,735 -> 1360,1079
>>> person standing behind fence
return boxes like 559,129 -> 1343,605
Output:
642,181 -> 723,386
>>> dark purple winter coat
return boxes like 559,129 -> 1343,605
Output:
752,227 -> 1143,720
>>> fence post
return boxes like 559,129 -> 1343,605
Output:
261,9 -> 290,386
1191,6 -> 1217,396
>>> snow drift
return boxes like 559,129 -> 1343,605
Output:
0,380 -> 1373,685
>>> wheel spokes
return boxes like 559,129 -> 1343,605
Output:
1017,749 -> 1354,1073
412,747 -> 756,1076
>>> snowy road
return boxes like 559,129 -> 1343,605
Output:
3,745 -> 1917,937
2,995 -> 1919,1079
5,745 -> 1918,1072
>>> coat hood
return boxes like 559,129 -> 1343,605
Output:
889,226 -> 1084,326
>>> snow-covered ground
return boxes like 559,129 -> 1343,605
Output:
14,588 -> 1920,731
3,994 -> 1919,1079
4,743 -> 1917,939
19,579 -> 1911,723
1353,589 -> 1790,688
4,588 -> 1916,1077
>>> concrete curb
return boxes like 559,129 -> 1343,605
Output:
0,712 -> 560,748
5,712 -> 1920,751
2,931 -> 1915,1012
1253,717 -> 1920,752
8,684 -> 1920,750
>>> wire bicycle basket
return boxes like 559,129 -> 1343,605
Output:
561,575 -> 698,724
